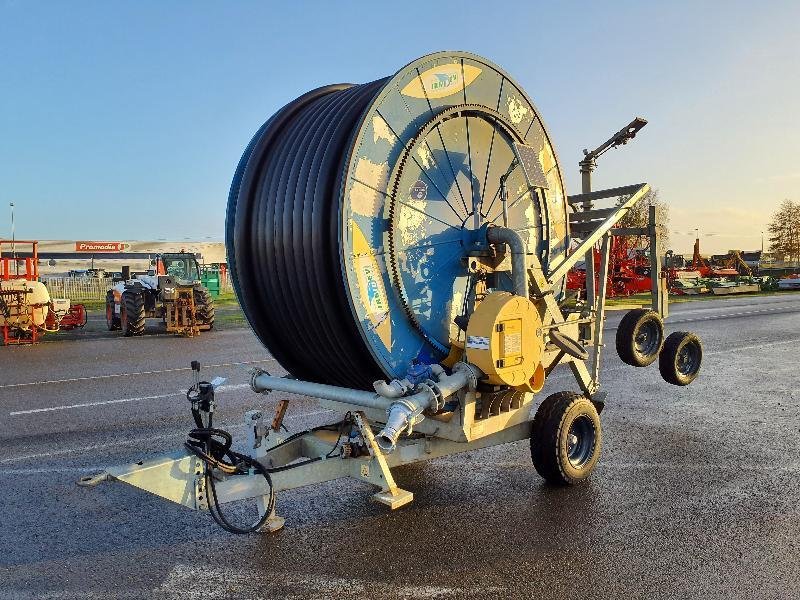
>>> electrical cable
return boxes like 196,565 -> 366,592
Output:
185,426 -> 276,534
184,386 -> 353,534
184,381 -> 275,534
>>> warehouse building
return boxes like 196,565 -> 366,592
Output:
10,240 -> 227,276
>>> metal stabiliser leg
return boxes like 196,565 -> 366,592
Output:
354,412 -> 413,509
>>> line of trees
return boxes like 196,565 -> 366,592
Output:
767,199 -> 800,262
616,187 -> 670,246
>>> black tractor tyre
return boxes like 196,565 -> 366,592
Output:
194,287 -> 215,329
615,308 -> 664,367
121,290 -> 146,337
531,391 -> 602,485
105,291 -> 121,331
659,331 -> 703,386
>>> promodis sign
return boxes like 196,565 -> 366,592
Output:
74,241 -> 126,252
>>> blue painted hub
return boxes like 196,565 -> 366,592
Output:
406,362 -> 434,386
338,52 -> 570,380
460,222 -> 488,250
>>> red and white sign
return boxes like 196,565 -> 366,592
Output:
74,241 -> 127,253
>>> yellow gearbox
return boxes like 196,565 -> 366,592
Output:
465,291 -> 544,391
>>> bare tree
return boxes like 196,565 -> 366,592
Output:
768,199 -> 800,262
615,187 -> 670,247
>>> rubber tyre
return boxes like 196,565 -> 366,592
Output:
659,331 -> 702,386
194,287 -> 215,329
105,291 -> 120,331
121,290 -> 146,337
615,309 -> 664,367
531,392 -> 602,485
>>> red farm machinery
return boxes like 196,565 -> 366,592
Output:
0,240 -> 87,345
567,235 -> 655,298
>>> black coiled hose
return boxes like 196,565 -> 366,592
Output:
226,80 -> 389,389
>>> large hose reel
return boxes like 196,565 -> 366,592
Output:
93,54 -> 696,536
226,51 -> 569,388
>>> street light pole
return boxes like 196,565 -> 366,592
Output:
9,202 -> 16,276
9,202 -> 14,254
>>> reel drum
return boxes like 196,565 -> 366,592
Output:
227,51 -> 569,387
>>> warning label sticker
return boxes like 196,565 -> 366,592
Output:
466,335 -> 490,350
503,333 -> 521,355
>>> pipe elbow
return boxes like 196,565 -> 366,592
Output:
487,226 -> 525,254
487,226 -> 529,298
372,379 -> 409,399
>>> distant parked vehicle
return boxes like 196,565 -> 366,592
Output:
778,275 -> 800,290
106,252 -> 214,337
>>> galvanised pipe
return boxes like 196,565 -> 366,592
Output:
250,372 -> 391,411
372,379 -> 409,399
251,368 -> 471,414
251,365 -> 478,452
375,363 -> 479,452
487,226 -> 529,298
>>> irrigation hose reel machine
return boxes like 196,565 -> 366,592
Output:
89,51 -> 703,533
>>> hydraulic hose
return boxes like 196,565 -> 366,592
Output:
227,81 -> 389,389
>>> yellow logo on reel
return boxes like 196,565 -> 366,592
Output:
401,63 -> 482,99
351,220 -> 392,350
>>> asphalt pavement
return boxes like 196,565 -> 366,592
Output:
1,294 -> 799,599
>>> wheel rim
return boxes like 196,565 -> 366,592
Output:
677,341 -> 700,376
566,415 -> 596,469
635,319 -> 661,357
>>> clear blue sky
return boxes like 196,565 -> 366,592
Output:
2,1 -> 798,253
